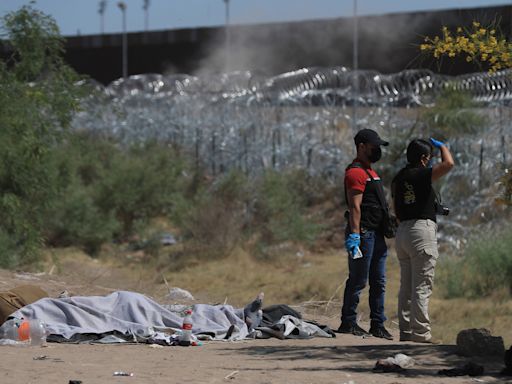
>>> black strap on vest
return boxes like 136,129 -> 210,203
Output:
347,163 -> 389,214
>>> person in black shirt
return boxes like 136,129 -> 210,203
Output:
391,138 -> 454,344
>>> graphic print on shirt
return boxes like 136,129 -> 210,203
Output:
403,181 -> 416,205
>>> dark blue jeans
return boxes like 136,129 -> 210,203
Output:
341,229 -> 388,327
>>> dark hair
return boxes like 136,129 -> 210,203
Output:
406,139 -> 433,165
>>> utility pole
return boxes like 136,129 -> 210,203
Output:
223,0 -> 231,72
143,0 -> 150,32
118,1 -> 128,79
98,0 -> 107,34
352,0 -> 359,134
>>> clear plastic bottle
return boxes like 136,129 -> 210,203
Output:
179,309 -> 193,346
0,318 -> 47,346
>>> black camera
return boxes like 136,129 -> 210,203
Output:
435,202 -> 450,216
434,190 -> 449,216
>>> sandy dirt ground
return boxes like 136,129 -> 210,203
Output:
0,267 -> 510,384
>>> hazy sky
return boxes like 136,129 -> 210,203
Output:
0,0 -> 511,36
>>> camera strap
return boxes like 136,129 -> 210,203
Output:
434,189 -> 443,205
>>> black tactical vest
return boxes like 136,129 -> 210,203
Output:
345,163 -> 385,231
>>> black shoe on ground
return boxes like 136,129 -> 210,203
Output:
336,322 -> 369,336
370,326 -> 394,340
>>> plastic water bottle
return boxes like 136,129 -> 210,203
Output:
0,318 -> 47,346
179,309 -> 193,346
244,292 -> 264,332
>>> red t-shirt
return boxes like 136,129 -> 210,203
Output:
344,161 -> 380,193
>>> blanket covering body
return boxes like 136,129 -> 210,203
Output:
13,291 -> 249,341
12,291 -> 332,342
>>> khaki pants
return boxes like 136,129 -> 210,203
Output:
395,219 -> 439,342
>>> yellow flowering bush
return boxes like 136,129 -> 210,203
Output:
421,22 -> 512,72
422,22 -> 512,207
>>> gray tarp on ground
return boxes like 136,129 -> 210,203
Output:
11,290 -> 332,342
12,291 -> 249,341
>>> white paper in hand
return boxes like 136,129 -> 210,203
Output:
352,247 -> 363,259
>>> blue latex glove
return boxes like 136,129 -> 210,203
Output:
345,233 -> 361,257
430,138 -> 445,149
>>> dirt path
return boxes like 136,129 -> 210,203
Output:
2,334 -> 508,384
0,267 -> 509,384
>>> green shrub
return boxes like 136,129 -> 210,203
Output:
44,134 -> 192,253
42,133 -> 324,260
438,225 -> 512,298
168,169 -> 324,262
170,170 -> 249,259
0,5 -> 85,266
437,257 -> 468,299
421,87 -> 486,137
93,141 -> 188,236
44,135 -> 325,259
253,170 -> 321,245
44,180 -> 120,255
496,166 -> 512,206
43,133 -> 118,253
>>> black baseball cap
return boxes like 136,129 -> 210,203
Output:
354,129 -> 389,146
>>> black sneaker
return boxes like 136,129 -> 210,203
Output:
336,322 -> 369,336
370,326 -> 394,340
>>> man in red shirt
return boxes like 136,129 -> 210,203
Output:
337,129 -> 393,340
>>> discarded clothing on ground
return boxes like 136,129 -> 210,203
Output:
256,304 -> 334,339
11,291 -> 333,344
0,285 -> 48,324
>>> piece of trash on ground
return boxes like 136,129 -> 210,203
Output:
392,353 -> 415,368
113,371 -> 134,377
373,353 -> 415,373
224,370 -> 239,380
33,355 -> 64,362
